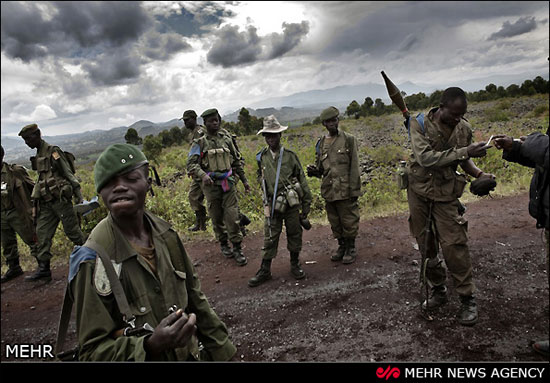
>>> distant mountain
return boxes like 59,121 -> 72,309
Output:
2,119 -> 184,165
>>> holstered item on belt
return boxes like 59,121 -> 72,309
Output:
285,186 -> 300,208
274,194 -> 288,214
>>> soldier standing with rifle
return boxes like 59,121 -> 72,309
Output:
18,123 -> 86,282
248,116 -> 312,287
306,107 -> 362,264
382,72 -> 495,325
181,110 -> 208,232
1,145 -> 38,282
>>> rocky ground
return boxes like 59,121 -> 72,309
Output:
1,192 -> 548,362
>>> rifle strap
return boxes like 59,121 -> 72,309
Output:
270,146 -> 284,218
55,241 -> 136,356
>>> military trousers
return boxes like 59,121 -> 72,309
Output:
202,184 -> 242,244
262,206 -> 302,260
36,198 -> 86,262
1,209 -> 37,264
325,198 -> 360,239
407,188 -> 475,297
188,178 -> 206,212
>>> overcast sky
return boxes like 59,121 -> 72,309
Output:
1,1 -> 548,136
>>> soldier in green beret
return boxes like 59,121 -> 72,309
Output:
66,143 -> 236,361
186,108 -> 251,266
307,107 -> 362,264
180,110 -> 208,232
19,123 -> 86,282
1,145 -> 38,283
248,116 -> 312,287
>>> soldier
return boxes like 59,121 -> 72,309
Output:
306,107 -> 361,264
406,87 -> 494,326
67,144 -> 236,360
186,108 -> 250,266
248,116 -> 312,287
180,110 -> 208,232
18,123 -> 86,282
1,145 -> 37,282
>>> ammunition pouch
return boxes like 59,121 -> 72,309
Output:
396,166 -> 409,190
453,173 -> 467,198
30,156 -> 37,171
35,156 -> 51,172
285,186 -> 300,208
206,148 -> 231,172
60,184 -> 73,202
291,177 -> 304,199
274,194 -> 288,214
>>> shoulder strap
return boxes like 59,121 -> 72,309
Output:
271,146 -> 284,218
406,112 -> 425,139
55,241 -> 136,356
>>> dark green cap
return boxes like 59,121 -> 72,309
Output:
94,143 -> 148,193
320,106 -> 339,122
180,110 -> 197,120
18,123 -> 39,137
201,108 -> 219,119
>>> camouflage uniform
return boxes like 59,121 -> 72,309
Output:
183,124 -> 207,226
186,125 -> 248,264
407,107 -> 474,298
31,139 -> 86,266
1,161 -> 37,281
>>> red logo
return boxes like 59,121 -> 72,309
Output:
376,366 -> 401,380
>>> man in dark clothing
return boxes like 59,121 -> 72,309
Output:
494,129 -> 549,358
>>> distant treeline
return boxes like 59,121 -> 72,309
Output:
130,75 -> 549,159
342,75 -> 549,119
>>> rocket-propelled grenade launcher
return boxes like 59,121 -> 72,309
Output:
381,71 -> 410,119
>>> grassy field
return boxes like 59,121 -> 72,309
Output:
3,94 -> 548,272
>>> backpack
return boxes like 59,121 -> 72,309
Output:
405,113 -> 425,139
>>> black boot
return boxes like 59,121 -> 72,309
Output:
331,238 -> 346,261
189,207 -> 207,232
1,260 -> 24,283
248,259 -> 272,287
220,241 -> 234,258
290,252 -> 305,280
199,208 -> 207,231
25,260 -> 52,282
457,295 -> 478,326
239,213 -> 251,237
422,285 -> 449,310
232,242 -> 247,266
342,238 -> 357,264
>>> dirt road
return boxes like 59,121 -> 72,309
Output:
1,192 -> 548,362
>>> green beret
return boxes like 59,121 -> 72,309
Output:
181,110 -> 197,120
201,108 -> 219,119
18,123 -> 39,137
94,144 -> 148,193
320,106 -> 339,122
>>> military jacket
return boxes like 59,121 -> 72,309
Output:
314,130 -> 361,202
1,162 -> 34,229
30,140 -> 80,202
183,125 -> 205,145
256,147 -> 312,215
68,211 -> 236,361
408,108 -> 472,202
187,130 -> 248,186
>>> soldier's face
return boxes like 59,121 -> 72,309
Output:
184,117 -> 196,130
23,132 -> 41,149
323,117 -> 339,135
439,99 -> 467,128
264,133 -> 281,151
204,115 -> 220,134
99,166 -> 151,219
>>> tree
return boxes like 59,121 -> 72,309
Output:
124,128 -> 142,145
346,100 -> 362,119
169,126 -> 185,145
142,135 -> 163,162
506,84 -> 520,97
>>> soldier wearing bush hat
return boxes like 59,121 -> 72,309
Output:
306,107 -> 361,265
249,116 -> 312,287
19,123 -> 86,282
65,143 -> 237,361
187,108 -> 250,266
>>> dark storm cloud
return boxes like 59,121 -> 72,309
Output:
488,16 -> 538,40
207,25 -> 262,67
267,21 -> 310,59
321,1 -> 546,56
82,50 -> 143,86
1,1 -> 151,62
207,21 -> 310,67
141,31 -> 192,61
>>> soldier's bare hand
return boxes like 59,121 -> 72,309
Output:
306,165 -> 318,177
493,135 -> 514,151
145,310 -> 197,358
467,142 -> 489,158
202,174 -> 213,186
243,182 -> 251,193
